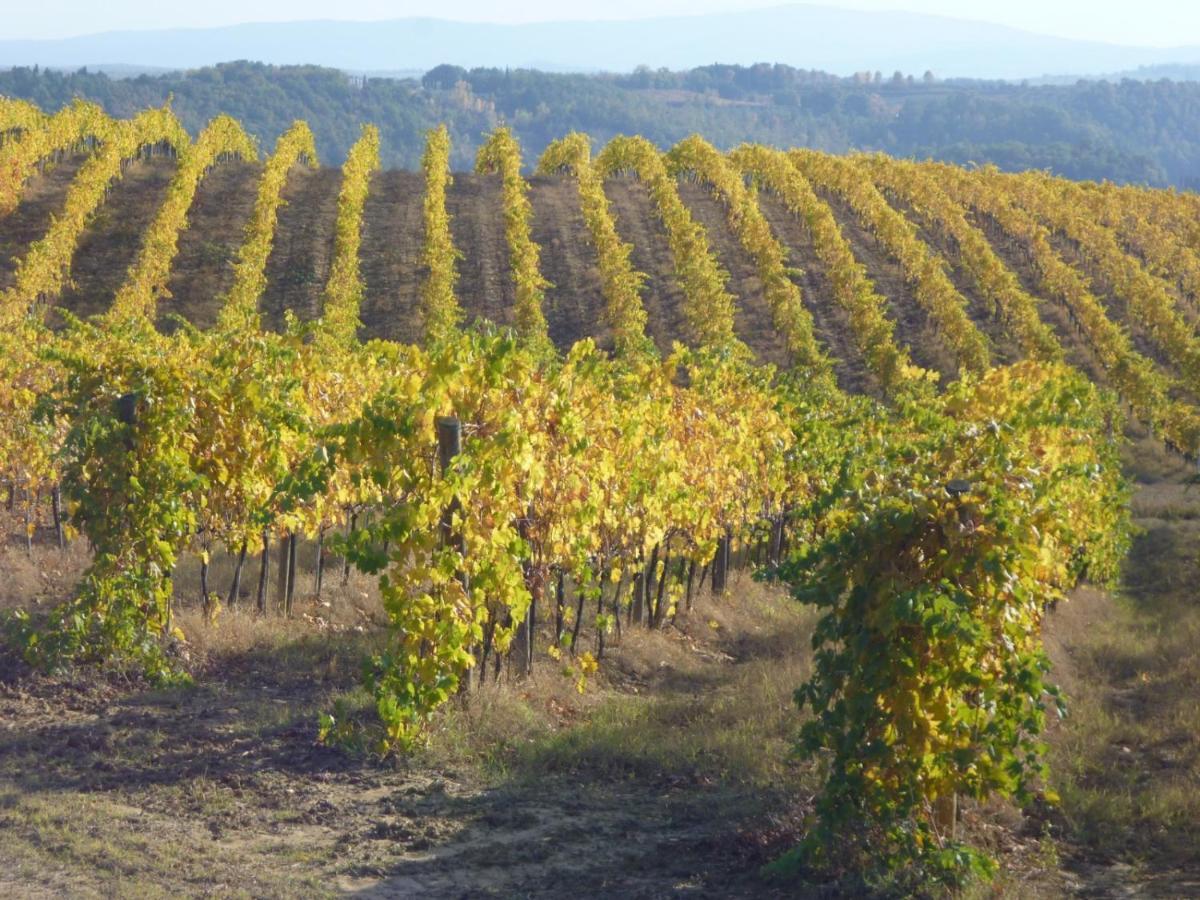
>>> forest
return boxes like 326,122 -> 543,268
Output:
1,60 -> 1198,185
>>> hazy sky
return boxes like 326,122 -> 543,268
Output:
4,0 -> 1197,48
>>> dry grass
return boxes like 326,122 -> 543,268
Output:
4,430 -> 1200,895
426,575 -> 818,792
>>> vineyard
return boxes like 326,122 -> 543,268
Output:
2,100 -> 1199,895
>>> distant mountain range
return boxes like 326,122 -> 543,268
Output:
2,5 -> 1199,81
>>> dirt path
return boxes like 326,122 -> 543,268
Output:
446,172 -> 513,331
0,578 -> 813,899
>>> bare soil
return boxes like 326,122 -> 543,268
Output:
445,172 -> 514,332
0,153 -> 89,291
527,175 -> 610,353
52,156 -> 177,325
158,159 -> 261,333
260,166 -> 344,333
358,170 -> 424,345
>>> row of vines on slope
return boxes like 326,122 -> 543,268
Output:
731,144 -> 932,396
108,115 -> 258,322
792,148 -> 992,375
935,162 -> 1200,454
217,121 -> 317,332
994,167 -> 1200,395
0,105 -> 190,329
319,124 -> 381,346
475,127 -> 552,350
596,135 -> 741,353
860,154 -> 1063,362
0,100 -> 112,217
1071,178 -> 1200,318
536,133 -> 651,356
420,124 -> 462,342
666,134 -> 829,377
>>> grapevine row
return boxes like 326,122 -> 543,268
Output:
475,127 -> 552,349
0,100 -> 112,217
666,134 -> 830,376
1069,179 -> 1200,316
109,115 -> 258,322
0,105 -> 190,329
319,124 -> 381,346
791,148 -> 992,374
936,162 -> 1200,452
218,121 -> 318,332
596,135 -> 740,353
419,124 -> 462,343
0,97 -> 44,139
536,133 -> 651,357
992,168 -> 1200,393
730,144 -> 930,395
860,154 -> 1063,362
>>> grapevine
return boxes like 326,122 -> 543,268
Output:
108,115 -> 258,322
730,144 -> 932,396
319,124 -> 380,346
0,105 -> 190,329
596,135 -> 741,353
218,121 -> 318,333
937,162 -> 1200,454
420,124 -> 462,343
860,154 -> 1062,362
0,99 -> 112,217
666,134 -> 829,375
791,148 -> 991,374
537,133 -> 652,357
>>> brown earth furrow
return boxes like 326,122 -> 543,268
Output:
602,177 -> 690,355
158,160 -> 261,333
54,156 -> 176,325
816,186 -> 959,382
0,154 -> 89,291
446,173 -> 513,332
527,175 -> 608,352
674,179 -> 790,369
754,192 -> 873,394
875,187 -> 1022,366
358,170 -> 424,345
260,166 -> 344,333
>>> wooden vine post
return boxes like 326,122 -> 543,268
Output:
712,528 -> 731,595
437,416 -> 473,687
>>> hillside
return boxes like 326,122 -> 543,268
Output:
8,144 -> 1195,401
4,110 -> 1200,895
